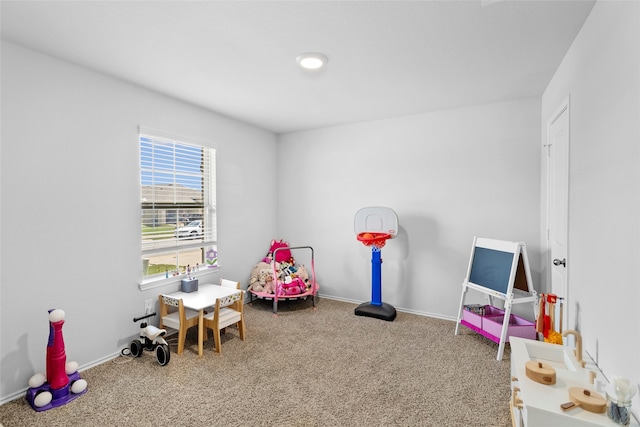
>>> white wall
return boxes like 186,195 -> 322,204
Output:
541,0 -> 640,416
277,98 -> 542,318
0,41 -> 278,401
5,0 -> 635,407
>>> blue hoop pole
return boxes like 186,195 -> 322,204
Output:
371,246 -> 382,306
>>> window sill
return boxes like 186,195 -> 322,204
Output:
139,266 -> 220,291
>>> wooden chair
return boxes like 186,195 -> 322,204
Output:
203,278 -> 242,313
203,290 -> 246,354
158,294 -> 200,355
220,278 -> 241,289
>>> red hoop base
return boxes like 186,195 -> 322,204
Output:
357,232 -> 391,248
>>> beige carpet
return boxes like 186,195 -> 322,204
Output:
0,297 -> 512,427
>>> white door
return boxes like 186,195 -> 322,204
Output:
547,100 -> 570,331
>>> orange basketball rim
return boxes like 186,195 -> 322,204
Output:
357,232 -> 391,249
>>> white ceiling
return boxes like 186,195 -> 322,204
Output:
1,0 -> 595,134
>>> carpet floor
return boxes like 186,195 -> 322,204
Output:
0,297 -> 512,426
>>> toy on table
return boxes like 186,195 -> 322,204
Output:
26,309 -> 88,411
353,207 -> 399,321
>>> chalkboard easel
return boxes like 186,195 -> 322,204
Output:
454,236 -> 538,361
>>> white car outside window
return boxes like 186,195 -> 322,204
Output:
174,220 -> 203,239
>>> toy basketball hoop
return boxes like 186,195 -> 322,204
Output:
353,207 -> 398,321
354,206 -> 398,242
357,232 -> 391,249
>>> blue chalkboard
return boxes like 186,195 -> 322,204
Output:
468,247 -> 514,295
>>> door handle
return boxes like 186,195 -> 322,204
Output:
553,258 -> 566,267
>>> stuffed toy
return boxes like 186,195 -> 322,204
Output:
249,240 -> 307,295
248,261 -> 271,292
294,265 -> 310,289
262,275 -> 275,294
279,261 -> 297,277
248,275 -> 262,292
269,239 -> 292,263
261,251 -> 273,263
258,268 -> 271,285
280,277 -> 306,295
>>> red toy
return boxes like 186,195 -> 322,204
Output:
269,239 -> 292,263
26,309 -> 88,411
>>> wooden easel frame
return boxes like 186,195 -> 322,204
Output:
454,237 -> 538,361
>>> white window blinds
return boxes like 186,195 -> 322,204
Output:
139,128 -> 216,279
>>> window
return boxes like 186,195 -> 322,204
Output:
139,128 -> 217,284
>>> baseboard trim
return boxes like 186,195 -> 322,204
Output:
318,293 -> 457,322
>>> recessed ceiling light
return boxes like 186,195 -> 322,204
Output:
296,52 -> 328,70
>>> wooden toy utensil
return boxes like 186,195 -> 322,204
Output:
525,360 -> 556,385
536,294 -> 545,333
558,297 -> 564,334
561,387 -> 607,413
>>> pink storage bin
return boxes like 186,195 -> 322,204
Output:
482,313 -> 536,342
461,305 -> 505,329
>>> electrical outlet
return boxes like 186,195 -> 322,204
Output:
144,299 -> 153,315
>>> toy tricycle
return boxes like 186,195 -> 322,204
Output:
130,313 -> 170,366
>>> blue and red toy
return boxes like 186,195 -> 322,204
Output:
353,207 -> 399,321
26,309 -> 88,411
